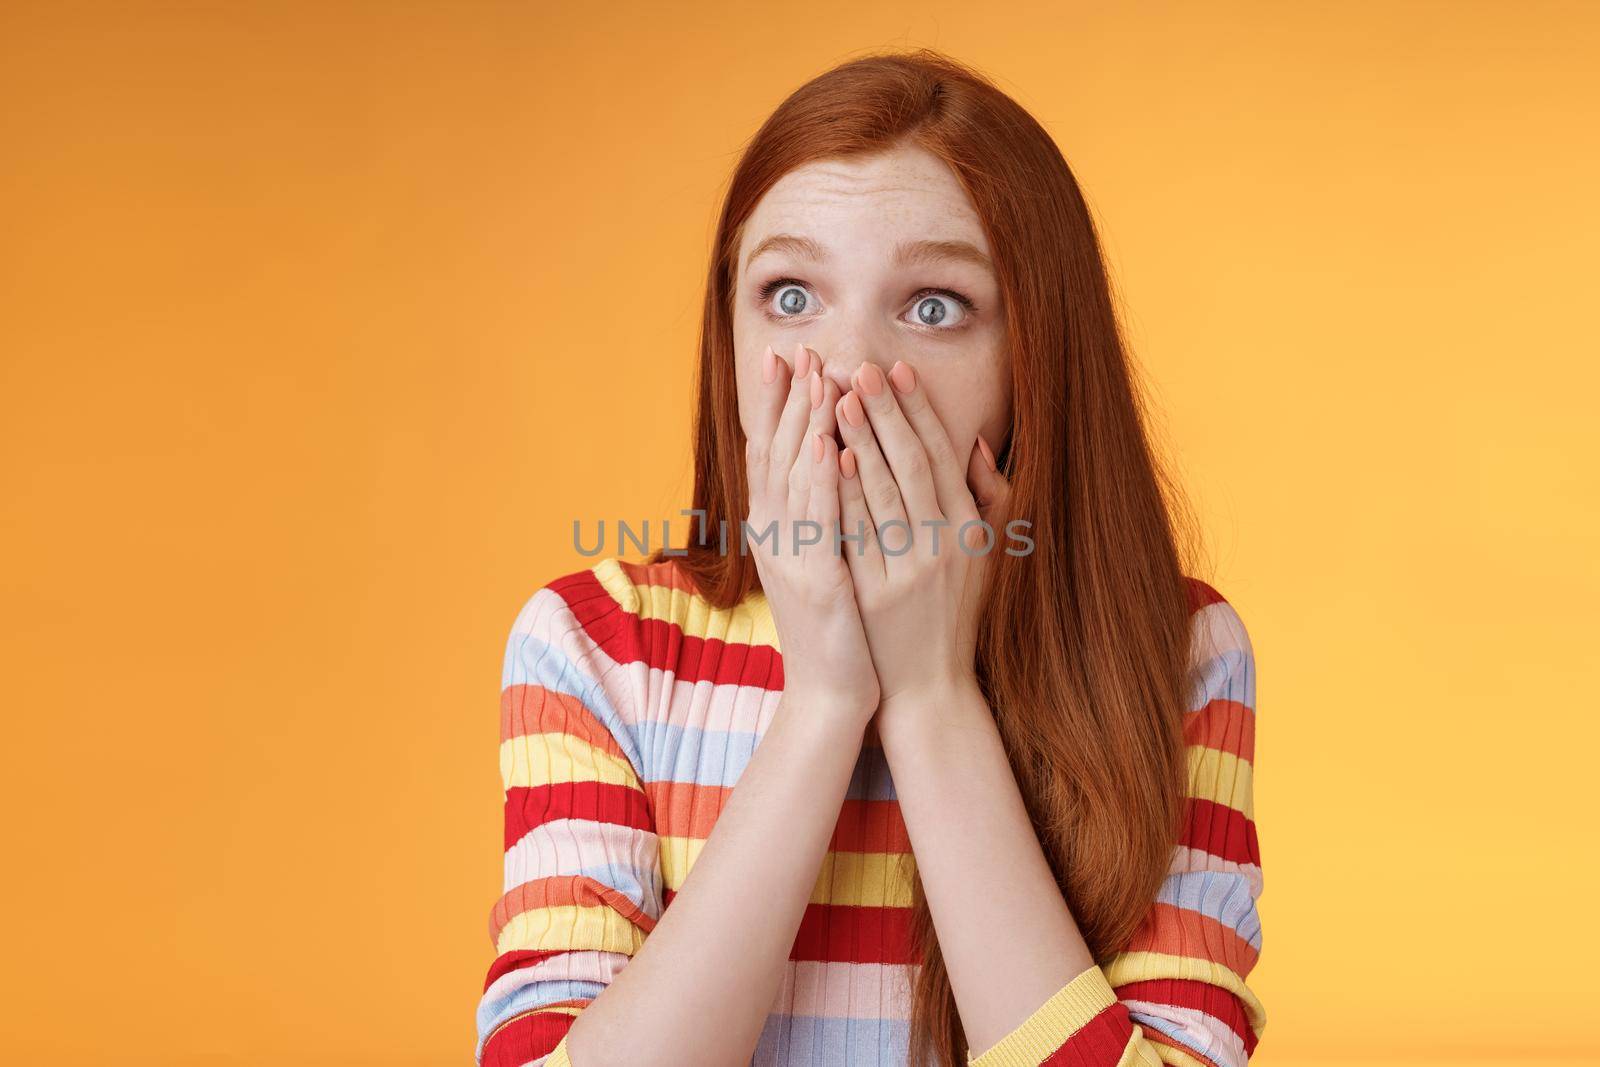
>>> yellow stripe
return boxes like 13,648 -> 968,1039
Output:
1104,951 -> 1266,1036
810,849 -> 916,906
1122,1025 -> 1168,1066
500,732 -> 642,791
594,556 -> 779,647
546,1035 -> 574,1067
494,903 -> 647,957
657,834 -> 702,889
967,964 -> 1117,1066
592,557 -> 641,612
1185,747 -> 1253,818
659,837 -> 916,905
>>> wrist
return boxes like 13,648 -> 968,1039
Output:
780,686 -> 878,730
876,673 -> 989,737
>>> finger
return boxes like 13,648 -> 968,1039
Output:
968,431 -> 1010,513
964,431 -> 1013,554
804,429 -> 842,577
834,386 -> 912,557
851,359 -> 942,529
744,343 -> 793,493
836,445 -> 884,583
769,341 -> 818,496
788,357 -> 841,522
885,360 -> 980,530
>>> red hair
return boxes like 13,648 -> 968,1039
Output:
648,48 -> 1208,1067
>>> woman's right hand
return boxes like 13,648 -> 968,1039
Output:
743,341 -> 880,726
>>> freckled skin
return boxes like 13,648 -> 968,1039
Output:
732,144 -> 1012,466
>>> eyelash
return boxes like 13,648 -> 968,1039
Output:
755,276 -> 979,326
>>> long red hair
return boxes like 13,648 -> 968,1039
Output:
647,48 -> 1208,1067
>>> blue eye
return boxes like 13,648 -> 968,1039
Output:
911,294 -> 963,327
754,277 -> 978,330
775,284 -> 807,315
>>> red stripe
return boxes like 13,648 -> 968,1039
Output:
480,1008 -> 577,1067
481,948 -> 563,993
1115,978 -> 1258,1052
504,781 -> 654,850
553,567 -> 787,690
640,616 -> 785,689
789,902 -> 917,964
1183,576 -> 1227,613
662,890 -> 919,965
1183,698 -> 1255,762
1038,1001 -> 1135,1064
1178,798 -> 1261,867
555,566 -> 1230,697
549,569 -> 643,664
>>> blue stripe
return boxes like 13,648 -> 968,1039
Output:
1156,869 -> 1263,947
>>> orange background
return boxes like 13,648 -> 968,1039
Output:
3,2 -> 1596,1064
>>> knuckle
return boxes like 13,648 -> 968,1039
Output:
787,463 -> 810,496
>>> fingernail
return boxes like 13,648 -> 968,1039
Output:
889,360 -> 916,394
841,390 -> 866,427
794,341 -> 811,378
762,344 -> 777,384
810,371 -> 823,409
840,448 -> 857,479
812,431 -> 825,463
858,360 -> 884,396
977,433 -> 997,471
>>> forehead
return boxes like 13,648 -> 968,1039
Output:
739,145 -> 989,259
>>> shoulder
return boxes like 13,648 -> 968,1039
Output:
500,556 -> 653,683
1181,576 -> 1255,715
505,555 -> 655,641
503,553 -> 727,670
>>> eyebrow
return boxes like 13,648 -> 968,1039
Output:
742,233 -> 993,275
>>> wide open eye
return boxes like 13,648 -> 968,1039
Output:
759,278 -> 813,318
906,290 -> 971,329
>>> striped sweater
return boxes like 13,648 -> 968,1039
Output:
475,556 -> 1264,1066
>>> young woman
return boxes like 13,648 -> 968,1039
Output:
476,49 -> 1263,1067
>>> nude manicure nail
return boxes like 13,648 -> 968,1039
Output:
889,360 -> 916,394
841,390 -> 866,427
858,361 -> 884,396
794,341 -> 811,378
762,345 -> 777,384
977,433 -> 997,471
810,371 -> 823,409
812,431 -> 825,463
840,448 -> 857,479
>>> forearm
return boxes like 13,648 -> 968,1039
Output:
564,696 -> 869,1067
877,685 -> 1095,1056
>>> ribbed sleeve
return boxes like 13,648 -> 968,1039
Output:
967,588 -> 1265,1067
473,565 -> 661,1067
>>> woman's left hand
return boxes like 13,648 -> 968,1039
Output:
830,357 -> 1012,724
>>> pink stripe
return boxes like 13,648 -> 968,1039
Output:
769,960 -> 917,1020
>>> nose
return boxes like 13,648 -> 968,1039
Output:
814,344 -> 871,398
